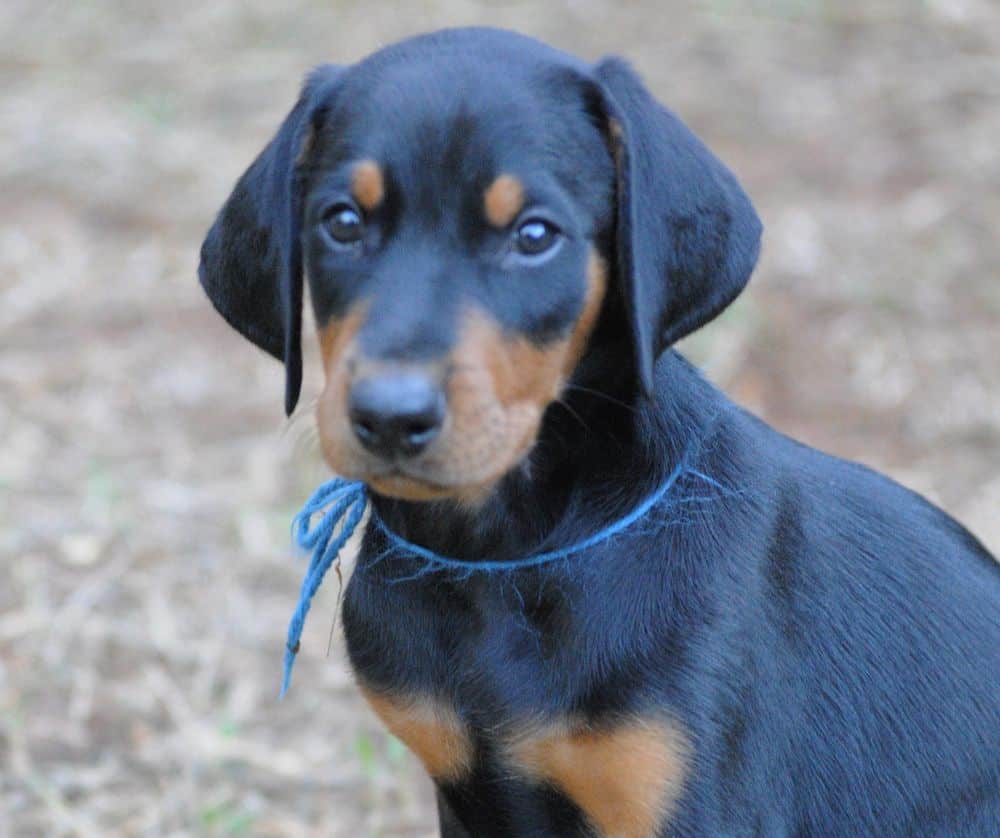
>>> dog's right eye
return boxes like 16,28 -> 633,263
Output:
324,205 -> 364,245
514,218 -> 560,257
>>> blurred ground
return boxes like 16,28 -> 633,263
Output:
1,1 -> 998,835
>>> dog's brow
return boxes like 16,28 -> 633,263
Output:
351,159 -> 385,211
483,174 -> 525,228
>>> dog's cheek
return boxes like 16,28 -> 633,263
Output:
486,247 -> 608,410
316,387 -> 349,473
436,312 -> 553,478
434,252 -> 607,489
315,305 -> 367,473
561,249 -> 608,382
428,375 -> 543,490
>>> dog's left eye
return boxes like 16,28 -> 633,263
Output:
514,219 -> 559,256
325,204 -> 364,244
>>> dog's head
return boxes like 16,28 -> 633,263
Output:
199,28 -> 761,503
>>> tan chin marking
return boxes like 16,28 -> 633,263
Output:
361,687 -> 473,781
351,159 -> 385,211
508,717 -> 691,838
483,173 -> 525,228
368,474 -> 497,506
367,474 -> 455,503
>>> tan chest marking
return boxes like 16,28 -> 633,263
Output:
361,688 -> 473,781
509,718 -> 690,838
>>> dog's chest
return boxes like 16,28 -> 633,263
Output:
341,563 -> 691,836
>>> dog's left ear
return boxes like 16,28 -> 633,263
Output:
592,57 -> 763,394
198,64 -> 344,416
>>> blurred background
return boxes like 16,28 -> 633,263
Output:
2,0 -> 998,834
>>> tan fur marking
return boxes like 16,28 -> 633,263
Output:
318,306 -> 367,373
510,718 -> 690,837
423,246 -> 608,503
437,311 -> 558,490
313,249 -> 607,504
468,311 -> 568,408
316,305 -> 368,472
351,159 -> 384,211
483,174 -> 525,228
366,473 -> 461,503
563,250 -> 608,378
361,688 -> 473,781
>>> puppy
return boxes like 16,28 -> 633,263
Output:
200,28 -> 1000,837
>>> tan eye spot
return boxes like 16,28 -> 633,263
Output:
483,173 -> 525,228
351,159 -> 385,211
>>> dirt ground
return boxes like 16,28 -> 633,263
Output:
2,1 -> 998,835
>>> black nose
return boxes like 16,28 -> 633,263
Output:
348,373 -> 445,458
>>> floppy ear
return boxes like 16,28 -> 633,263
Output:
198,64 -> 344,416
592,57 -> 763,395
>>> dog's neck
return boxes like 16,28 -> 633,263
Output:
370,349 -> 720,563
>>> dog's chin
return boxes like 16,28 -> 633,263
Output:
320,425 -> 540,507
365,471 -> 502,507
367,472 -> 467,503
324,458 -> 517,508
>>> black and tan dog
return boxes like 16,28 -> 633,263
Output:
199,28 -> 999,836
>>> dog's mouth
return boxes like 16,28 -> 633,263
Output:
316,334 -> 556,505
366,470 -> 464,502
317,389 -> 545,506
348,460 -> 508,505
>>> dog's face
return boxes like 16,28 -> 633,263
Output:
199,29 -> 761,503
302,49 -> 614,502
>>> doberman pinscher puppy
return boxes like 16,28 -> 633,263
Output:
199,28 -> 999,837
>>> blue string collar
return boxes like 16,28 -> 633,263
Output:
280,460 -> 723,697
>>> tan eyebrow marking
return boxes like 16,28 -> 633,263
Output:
351,159 -> 385,211
483,174 -> 525,228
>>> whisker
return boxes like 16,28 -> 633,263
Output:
564,384 -> 637,414
290,424 -> 322,459
553,398 -> 592,434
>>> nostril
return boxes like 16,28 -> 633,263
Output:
353,416 -> 377,441
405,419 -> 432,438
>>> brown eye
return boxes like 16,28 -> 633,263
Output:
325,204 -> 364,244
515,219 -> 559,256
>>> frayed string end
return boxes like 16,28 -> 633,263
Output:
280,478 -> 368,699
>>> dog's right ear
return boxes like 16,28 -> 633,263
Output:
198,65 -> 344,416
